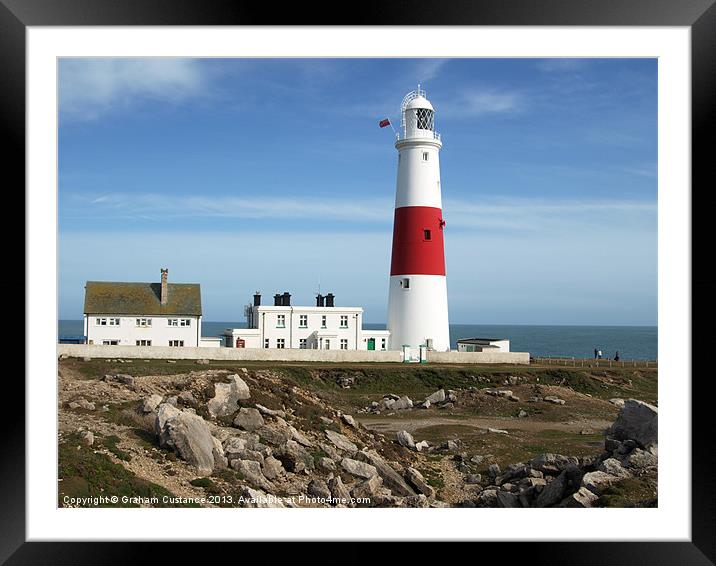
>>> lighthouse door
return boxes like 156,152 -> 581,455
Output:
367,338 -> 375,351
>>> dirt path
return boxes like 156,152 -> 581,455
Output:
359,415 -> 614,435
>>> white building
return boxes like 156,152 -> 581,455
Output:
387,86 -> 450,352
456,338 -> 510,353
223,292 -> 390,351
83,269 -> 205,347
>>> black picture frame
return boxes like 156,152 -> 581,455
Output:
6,0 -> 713,563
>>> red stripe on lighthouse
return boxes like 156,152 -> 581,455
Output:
390,206 -> 446,276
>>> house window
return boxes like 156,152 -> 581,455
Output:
136,340 -> 152,346
277,338 -> 285,349
136,318 -> 152,327
264,338 -> 270,349
324,339 -> 330,350
400,278 -> 410,289
299,338 -> 307,349
96,318 -> 107,326
340,315 -> 348,328
102,340 -> 119,346
277,314 -> 286,328
321,315 -> 327,328
422,151 -> 429,161
299,315 -> 308,328
169,340 -> 184,347
424,229 -> 431,241
109,318 -> 120,326
381,338 -> 386,350
180,319 -> 191,327
340,339 -> 348,350
168,319 -> 178,326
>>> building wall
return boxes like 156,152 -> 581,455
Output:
84,314 -> 201,347
241,305 -> 367,350
457,339 -> 510,353
58,344 -> 530,364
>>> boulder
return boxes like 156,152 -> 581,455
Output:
558,487 -> 598,508
233,408 -> 264,431
518,410 -> 528,418
415,440 -> 430,452
396,430 -> 416,450
496,491 -> 521,508
211,437 -> 228,470
318,457 -> 336,473
597,458 -> 631,479
273,440 -> 314,472
477,489 -> 499,507
581,471 -> 618,495
487,427 -> 508,435
79,430 -> 94,446
544,396 -> 566,405
354,451 -> 416,496
207,374 -> 251,418
257,425 -> 292,446
231,459 -> 274,492
115,374 -> 135,385
404,467 -> 435,498
237,487 -> 285,508
289,425 -> 313,448
325,429 -> 358,452
229,448 -> 264,465
350,475 -> 383,506
161,410 -> 215,475
341,457 -> 378,479
178,391 -> 198,407
261,455 -> 285,480
609,398 -> 626,408
341,414 -> 358,428
622,448 -> 658,470
608,399 -> 658,450
529,453 -> 579,475
307,479 -> 333,502
155,403 -> 182,439
534,471 -> 567,507
466,473 -> 482,484
425,389 -> 445,406
142,394 -> 164,414
255,404 -> 286,418
328,476 -> 353,507
392,396 -> 414,410
419,400 -> 431,409
401,494 -> 430,508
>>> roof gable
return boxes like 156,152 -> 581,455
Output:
84,281 -> 201,316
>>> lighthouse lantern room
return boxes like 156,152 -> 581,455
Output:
387,86 -> 450,352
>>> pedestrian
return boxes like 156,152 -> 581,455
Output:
614,351 -> 620,361
594,348 -> 598,360
597,349 -> 602,359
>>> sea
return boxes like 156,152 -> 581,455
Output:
58,320 -> 658,361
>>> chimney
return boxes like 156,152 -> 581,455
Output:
325,293 -> 335,307
282,291 -> 291,306
253,292 -> 261,307
274,293 -> 282,306
160,268 -> 169,305
316,294 -> 324,307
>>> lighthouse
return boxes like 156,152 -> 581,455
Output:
387,86 -> 450,352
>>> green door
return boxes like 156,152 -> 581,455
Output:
367,338 -> 375,351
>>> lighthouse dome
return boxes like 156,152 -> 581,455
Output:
403,95 -> 434,112
399,87 -> 439,141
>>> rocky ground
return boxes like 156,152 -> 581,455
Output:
58,357 -> 658,508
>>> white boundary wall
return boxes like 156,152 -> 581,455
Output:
58,344 -> 530,364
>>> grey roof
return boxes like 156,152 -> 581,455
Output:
84,281 -> 201,316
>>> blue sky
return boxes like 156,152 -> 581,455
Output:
58,58 -> 657,325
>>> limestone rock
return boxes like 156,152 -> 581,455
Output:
142,394 -> 163,414
307,479 -> 332,502
598,458 -> 631,479
318,457 -> 336,473
497,491 -> 521,508
558,486 -> 598,508
396,430 -> 416,450
325,429 -> 358,452
212,436 -> 228,470
162,410 -> 215,475
609,398 -> 626,408
178,391 -> 197,407
231,459 -> 274,492
581,471 -> 618,495
233,408 -> 265,431
155,403 -> 182,439
341,457 -> 378,479
350,475 -> 383,506
623,448 -> 658,470
80,430 -> 94,446
415,440 -> 430,452
341,414 -> 358,428
255,404 -> 286,418
404,467 -> 435,498
273,440 -> 314,472
354,450 -> 416,496
401,494 -> 430,508
425,389 -> 445,406
207,374 -> 251,418
608,399 -> 658,450
261,455 -> 285,480
392,396 -> 413,410
535,471 -> 567,507
328,476 -> 353,507
237,487 -> 285,508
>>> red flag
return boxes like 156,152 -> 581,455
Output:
379,118 -> 391,128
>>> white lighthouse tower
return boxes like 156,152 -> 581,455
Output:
387,86 -> 450,352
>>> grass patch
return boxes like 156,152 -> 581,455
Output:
189,477 -> 214,488
102,435 -> 131,462
597,474 -> 658,507
58,433 -> 196,507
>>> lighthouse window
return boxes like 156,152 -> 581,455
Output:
424,229 -> 432,241
401,278 -> 410,289
422,152 -> 429,161
415,108 -> 434,130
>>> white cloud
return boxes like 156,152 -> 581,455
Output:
439,88 -> 523,119
534,59 -> 588,73
59,59 -> 208,120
